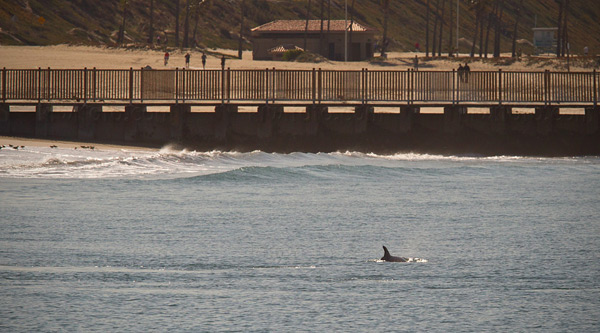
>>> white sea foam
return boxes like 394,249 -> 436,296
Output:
1,145 -> 595,179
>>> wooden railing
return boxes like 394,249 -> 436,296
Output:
1,67 -> 598,105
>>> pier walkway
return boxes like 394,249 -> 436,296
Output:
1,67 -> 598,106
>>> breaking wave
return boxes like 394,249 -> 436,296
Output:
0,144 -> 595,179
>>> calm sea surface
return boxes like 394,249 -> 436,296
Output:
1,146 -> 599,332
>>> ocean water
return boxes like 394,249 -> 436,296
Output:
1,145 -> 599,332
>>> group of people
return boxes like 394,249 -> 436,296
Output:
162,52 -> 225,70
457,63 -> 471,83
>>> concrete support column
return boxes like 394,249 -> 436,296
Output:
490,106 -> 512,133
75,104 -> 102,141
354,105 -> 374,134
35,103 -> 53,138
399,106 -> 420,133
257,105 -> 284,138
0,104 -> 9,135
306,105 -> 327,136
585,106 -> 599,135
535,106 -> 558,135
214,104 -> 238,141
124,105 -> 147,141
443,106 -> 467,133
170,104 -> 191,140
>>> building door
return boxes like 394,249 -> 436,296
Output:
351,43 -> 361,61
366,42 -> 373,58
328,43 -> 335,60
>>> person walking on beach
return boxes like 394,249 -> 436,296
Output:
164,51 -> 170,66
202,53 -> 207,69
185,52 -> 191,68
414,55 -> 419,71
464,63 -> 471,83
221,56 -> 226,70
458,64 -> 464,83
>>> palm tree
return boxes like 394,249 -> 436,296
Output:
238,0 -> 246,59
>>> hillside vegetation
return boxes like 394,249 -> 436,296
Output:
1,0 -> 599,56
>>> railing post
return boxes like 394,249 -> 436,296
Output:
452,69 -> 456,105
409,69 -> 414,104
2,67 -> 6,103
175,67 -> 179,104
38,67 -> 41,103
498,69 -> 502,105
318,68 -> 322,103
140,67 -> 144,103
362,68 -> 366,104
129,67 -> 133,104
312,68 -> 316,104
265,68 -> 269,104
594,69 -> 598,107
221,66 -> 225,104
544,69 -> 550,105
84,67 -> 88,104
272,67 -> 276,103
227,67 -> 231,103
46,67 -> 51,101
93,67 -> 97,102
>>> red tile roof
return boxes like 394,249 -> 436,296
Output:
251,20 -> 375,33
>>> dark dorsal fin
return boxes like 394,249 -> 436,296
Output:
382,245 -> 391,260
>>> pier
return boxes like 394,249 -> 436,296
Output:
1,67 -> 599,155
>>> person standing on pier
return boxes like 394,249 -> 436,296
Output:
202,53 -> 207,69
185,53 -> 191,68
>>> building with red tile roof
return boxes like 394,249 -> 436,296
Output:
251,20 -> 377,61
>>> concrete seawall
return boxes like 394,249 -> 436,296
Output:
1,103 -> 599,156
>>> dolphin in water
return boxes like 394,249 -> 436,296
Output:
381,246 -> 408,262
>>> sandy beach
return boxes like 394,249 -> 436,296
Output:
0,45 -> 596,72
0,136 -> 159,151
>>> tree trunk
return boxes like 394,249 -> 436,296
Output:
448,0 -> 453,56
320,0 -> 324,55
183,0 -> 191,48
493,0 -> 504,58
149,0 -> 154,44
511,0 -> 523,57
175,0 -> 180,47
556,0 -> 563,57
438,0 -> 446,57
349,0 -> 355,51
432,0 -> 440,56
118,1 -> 127,45
562,0 -> 569,57
484,1 -> 497,58
381,0 -> 390,57
426,0 -> 430,57
327,0 -> 331,58
304,0 -> 311,51
192,0 -> 202,47
238,0 -> 245,59
470,9 -> 480,57
479,9 -> 485,57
